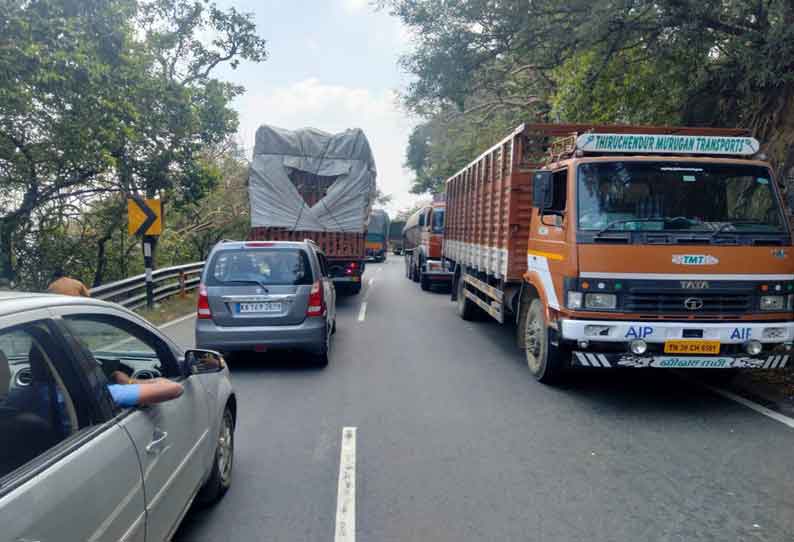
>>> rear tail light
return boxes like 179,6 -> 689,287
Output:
197,284 -> 212,319
306,281 -> 325,317
345,261 -> 358,275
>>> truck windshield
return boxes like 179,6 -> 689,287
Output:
431,209 -> 445,233
577,162 -> 785,233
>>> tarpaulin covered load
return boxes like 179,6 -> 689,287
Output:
249,125 -> 378,233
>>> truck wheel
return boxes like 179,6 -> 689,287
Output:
456,274 -> 479,321
524,299 -> 566,384
420,273 -> 430,291
411,257 -> 420,283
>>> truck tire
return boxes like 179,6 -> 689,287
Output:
420,272 -> 430,291
456,274 -> 479,321
524,299 -> 566,384
411,256 -> 420,283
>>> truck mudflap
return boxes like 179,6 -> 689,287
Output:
571,351 -> 789,369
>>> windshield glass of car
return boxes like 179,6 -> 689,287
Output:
208,248 -> 314,286
431,209 -> 445,233
577,162 -> 784,233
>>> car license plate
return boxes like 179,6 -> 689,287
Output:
237,302 -> 282,314
663,340 -> 720,354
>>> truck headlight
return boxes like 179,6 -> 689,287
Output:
761,295 -> 785,311
567,291 -> 583,309
585,293 -> 617,310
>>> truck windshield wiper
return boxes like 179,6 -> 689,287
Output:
596,218 -> 663,235
709,220 -> 770,239
222,279 -> 270,292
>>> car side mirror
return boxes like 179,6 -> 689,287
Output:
185,349 -> 226,375
532,171 -> 553,209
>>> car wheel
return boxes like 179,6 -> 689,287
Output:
314,325 -> 331,367
332,318 -> 337,335
524,299 -> 566,384
197,405 -> 234,505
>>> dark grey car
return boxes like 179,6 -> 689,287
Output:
195,240 -> 337,365
0,293 -> 236,542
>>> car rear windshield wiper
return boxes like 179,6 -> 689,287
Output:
221,279 -> 270,292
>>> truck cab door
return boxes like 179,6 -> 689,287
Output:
528,167 -> 571,310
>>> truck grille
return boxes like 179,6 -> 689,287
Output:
623,291 -> 753,314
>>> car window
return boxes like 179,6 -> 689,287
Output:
207,247 -> 314,286
317,253 -> 329,277
0,322 -> 80,479
63,316 -> 180,385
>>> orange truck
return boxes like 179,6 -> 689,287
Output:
403,199 -> 454,290
444,123 -> 794,383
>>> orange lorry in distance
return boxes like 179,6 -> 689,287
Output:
444,123 -> 794,383
403,199 -> 454,291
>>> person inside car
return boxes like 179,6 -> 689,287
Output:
107,369 -> 184,407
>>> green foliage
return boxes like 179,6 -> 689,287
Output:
0,0 -> 266,288
386,0 -> 794,184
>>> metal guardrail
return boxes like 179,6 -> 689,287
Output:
90,262 -> 205,309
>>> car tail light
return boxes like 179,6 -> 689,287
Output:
197,284 -> 212,319
306,281 -> 325,317
345,261 -> 358,275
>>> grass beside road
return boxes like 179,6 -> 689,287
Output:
135,292 -> 197,326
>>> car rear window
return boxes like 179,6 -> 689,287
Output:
206,248 -> 314,286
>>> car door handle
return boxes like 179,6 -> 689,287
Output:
146,430 -> 169,454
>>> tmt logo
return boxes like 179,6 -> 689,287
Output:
672,254 -> 719,266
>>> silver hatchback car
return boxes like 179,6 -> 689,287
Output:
0,293 -> 235,542
195,240 -> 337,365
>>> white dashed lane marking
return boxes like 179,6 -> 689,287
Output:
334,427 -> 356,542
357,302 -> 367,322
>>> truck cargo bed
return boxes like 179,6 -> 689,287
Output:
444,125 -> 533,281
248,227 -> 364,260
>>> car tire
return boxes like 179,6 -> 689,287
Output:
313,325 -> 331,367
524,299 -> 566,384
332,318 -> 337,335
197,405 -> 234,505
350,283 -> 362,295
456,274 -> 479,321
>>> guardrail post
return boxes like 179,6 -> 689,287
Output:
143,236 -> 155,309
179,271 -> 186,298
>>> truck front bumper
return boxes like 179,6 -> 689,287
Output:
559,319 -> 794,369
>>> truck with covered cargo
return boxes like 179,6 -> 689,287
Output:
365,209 -> 390,262
248,125 -> 378,295
445,123 -> 794,383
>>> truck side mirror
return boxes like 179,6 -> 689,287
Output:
532,171 -> 553,209
418,213 -> 426,227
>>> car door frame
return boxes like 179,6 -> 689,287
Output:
0,308 -> 147,542
315,249 -> 336,324
50,303 -> 214,542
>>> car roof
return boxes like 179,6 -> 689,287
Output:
0,291 -> 123,318
211,240 -> 318,252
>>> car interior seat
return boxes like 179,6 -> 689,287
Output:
0,349 -> 60,478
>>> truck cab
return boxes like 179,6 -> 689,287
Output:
403,201 -> 454,291
445,124 -> 794,384
525,132 -> 793,379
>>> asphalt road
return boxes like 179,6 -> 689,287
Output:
168,256 -> 794,542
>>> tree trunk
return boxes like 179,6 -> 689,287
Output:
0,218 -> 16,285
746,82 -> 794,186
